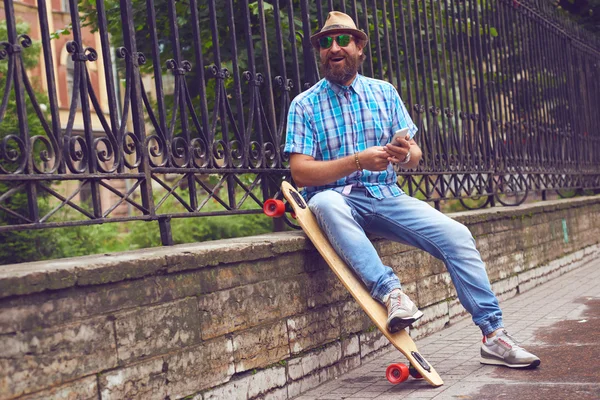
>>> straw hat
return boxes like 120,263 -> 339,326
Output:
310,11 -> 369,49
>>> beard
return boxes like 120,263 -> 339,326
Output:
319,52 -> 361,85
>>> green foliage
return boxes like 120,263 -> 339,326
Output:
0,203 -> 274,265
125,189 -> 273,249
0,21 -> 42,73
0,21 -> 58,265
125,214 -> 273,249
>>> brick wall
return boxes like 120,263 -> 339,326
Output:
1,196 -> 599,400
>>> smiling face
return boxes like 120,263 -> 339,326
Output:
318,34 -> 364,86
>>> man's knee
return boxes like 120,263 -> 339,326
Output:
444,219 -> 474,242
308,190 -> 347,215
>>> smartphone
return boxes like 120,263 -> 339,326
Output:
391,127 -> 410,146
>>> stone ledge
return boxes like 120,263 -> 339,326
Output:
451,195 -> 600,226
2,196 -> 598,300
0,232 -> 309,299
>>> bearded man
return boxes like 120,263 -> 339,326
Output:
283,11 -> 540,369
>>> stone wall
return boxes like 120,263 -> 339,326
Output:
1,196 -> 599,400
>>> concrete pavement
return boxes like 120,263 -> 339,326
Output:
292,256 -> 600,400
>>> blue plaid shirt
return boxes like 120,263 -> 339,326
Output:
284,74 -> 417,200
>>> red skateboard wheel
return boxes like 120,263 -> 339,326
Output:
263,199 -> 285,218
386,363 -> 409,384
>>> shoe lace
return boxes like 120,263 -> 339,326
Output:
387,293 -> 405,314
497,331 -> 522,350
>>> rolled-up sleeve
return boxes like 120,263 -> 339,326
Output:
391,90 -> 418,140
284,100 -> 316,157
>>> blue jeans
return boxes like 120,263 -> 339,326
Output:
308,188 -> 503,336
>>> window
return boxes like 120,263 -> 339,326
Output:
66,56 -> 81,108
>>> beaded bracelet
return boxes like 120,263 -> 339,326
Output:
354,152 -> 362,171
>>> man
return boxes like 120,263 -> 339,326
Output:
284,11 -> 540,369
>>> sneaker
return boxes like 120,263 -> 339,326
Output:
480,329 -> 541,368
384,289 -> 424,333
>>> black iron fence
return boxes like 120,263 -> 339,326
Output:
1,0 -> 599,244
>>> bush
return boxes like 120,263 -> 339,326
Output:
0,187 -> 276,265
126,188 -> 274,249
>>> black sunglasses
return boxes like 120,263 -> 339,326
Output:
318,34 -> 352,49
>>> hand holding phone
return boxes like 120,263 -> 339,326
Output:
391,127 -> 410,146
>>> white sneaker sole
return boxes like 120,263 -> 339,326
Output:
479,356 -> 541,368
387,310 -> 424,333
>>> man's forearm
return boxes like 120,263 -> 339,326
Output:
290,154 -> 357,188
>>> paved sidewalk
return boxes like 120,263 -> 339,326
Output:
293,258 -> 600,400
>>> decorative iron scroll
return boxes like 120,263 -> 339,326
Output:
0,0 -> 598,244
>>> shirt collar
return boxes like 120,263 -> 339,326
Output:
326,74 -> 362,97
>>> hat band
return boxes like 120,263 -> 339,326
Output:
322,24 -> 356,32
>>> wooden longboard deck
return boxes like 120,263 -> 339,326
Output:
281,182 -> 443,387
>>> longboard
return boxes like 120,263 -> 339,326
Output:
265,182 -> 443,387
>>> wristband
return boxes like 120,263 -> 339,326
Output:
354,152 -> 362,170
398,149 -> 411,165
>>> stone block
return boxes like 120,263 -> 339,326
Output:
164,236 -> 278,273
203,366 -> 287,400
341,334 -> 360,358
287,342 -> 342,381
154,253 -> 309,304
114,297 -> 201,363
448,298 -> 469,323
288,306 -> 340,355
287,354 -> 360,398
402,281 -> 419,302
0,263 -> 76,300
99,336 -> 234,400
154,255 -> 308,304
153,270 -> 208,301
416,272 -> 453,308
17,375 -> 98,400
233,321 -> 290,372
477,229 -> 521,260
521,211 -> 552,228
304,268 -> 348,309
0,251 -> 167,299
201,253 -> 307,295
484,252 -> 524,283
73,252 -> 168,287
99,356 -> 165,400
521,223 -> 558,249
385,250 -> 445,284
373,239 -> 412,257
411,301 -> 450,340
490,276 -> 519,299
0,277 -> 161,335
198,277 -> 306,339
338,299 -> 372,336
519,269 -> 561,293
0,317 -> 116,398
269,231 -> 312,254
462,214 -> 519,237
359,330 -> 389,359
